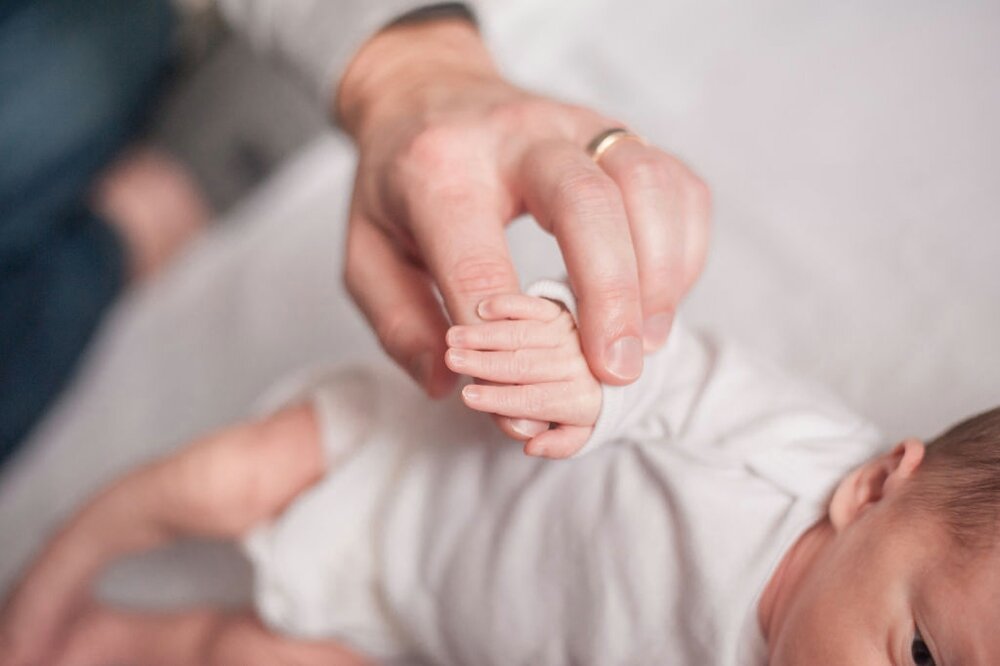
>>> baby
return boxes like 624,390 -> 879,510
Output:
2,280 -> 999,665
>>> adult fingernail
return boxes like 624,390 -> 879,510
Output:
643,312 -> 673,350
462,385 -> 482,400
604,336 -> 643,381
510,418 -> 547,438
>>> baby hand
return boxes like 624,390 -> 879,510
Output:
445,294 -> 601,459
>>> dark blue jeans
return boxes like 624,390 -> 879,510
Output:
0,0 -> 175,464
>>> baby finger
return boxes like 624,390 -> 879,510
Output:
461,382 -> 593,424
446,348 -> 575,384
477,294 -> 564,322
447,319 -> 570,351
525,425 -> 592,459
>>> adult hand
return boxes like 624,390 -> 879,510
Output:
337,18 -> 710,438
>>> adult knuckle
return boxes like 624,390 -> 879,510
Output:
582,277 -> 641,336
553,171 -> 621,218
487,97 -> 544,127
624,154 -> 673,193
487,96 -> 579,138
644,249 -> 684,288
484,101 -> 519,129
402,124 -> 467,170
686,173 -> 713,214
591,276 -> 639,308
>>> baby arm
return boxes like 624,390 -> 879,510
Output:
0,404 -> 365,666
445,292 -> 603,459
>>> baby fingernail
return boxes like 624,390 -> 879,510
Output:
526,439 -> 550,458
510,419 -> 547,438
604,336 -> 643,381
462,385 -> 481,400
643,312 -> 673,350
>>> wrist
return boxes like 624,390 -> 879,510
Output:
335,18 -> 500,140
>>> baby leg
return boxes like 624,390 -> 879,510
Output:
49,606 -> 370,666
0,403 -> 328,666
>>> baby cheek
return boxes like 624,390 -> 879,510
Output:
771,622 -> 846,666
772,599 -> 890,666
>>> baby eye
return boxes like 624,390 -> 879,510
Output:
911,628 -> 936,666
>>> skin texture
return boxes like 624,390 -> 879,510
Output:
91,147 -> 210,282
760,440 -> 1000,666
5,354 -> 1000,663
446,293 -> 602,458
337,18 -> 711,443
0,406 -> 368,666
0,294 -> 600,662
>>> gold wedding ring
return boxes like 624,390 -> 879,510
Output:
586,127 -> 647,163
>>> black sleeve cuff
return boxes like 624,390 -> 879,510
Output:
387,3 -> 478,29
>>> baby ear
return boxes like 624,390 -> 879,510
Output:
829,438 -> 926,531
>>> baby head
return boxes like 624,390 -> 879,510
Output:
764,406 -> 1000,665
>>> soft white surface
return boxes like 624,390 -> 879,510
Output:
2,0 -> 998,620
244,309 -> 881,666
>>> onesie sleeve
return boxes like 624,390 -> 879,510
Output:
525,279 -> 708,457
217,1 -> 482,109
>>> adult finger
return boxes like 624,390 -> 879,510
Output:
595,140 -> 686,351
518,141 -> 643,385
679,165 -> 713,295
403,172 -> 549,436
404,175 -> 521,325
344,214 -> 456,398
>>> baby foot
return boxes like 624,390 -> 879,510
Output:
91,146 -> 211,282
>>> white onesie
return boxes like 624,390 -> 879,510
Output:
243,282 -> 884,666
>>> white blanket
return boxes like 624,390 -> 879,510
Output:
2,0 -> 998,623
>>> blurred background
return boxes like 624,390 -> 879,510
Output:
1,0 -> 998,616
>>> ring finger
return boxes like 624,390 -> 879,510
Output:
595,139 -> 686,351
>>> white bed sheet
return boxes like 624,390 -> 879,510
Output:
2,0 -> 998,626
